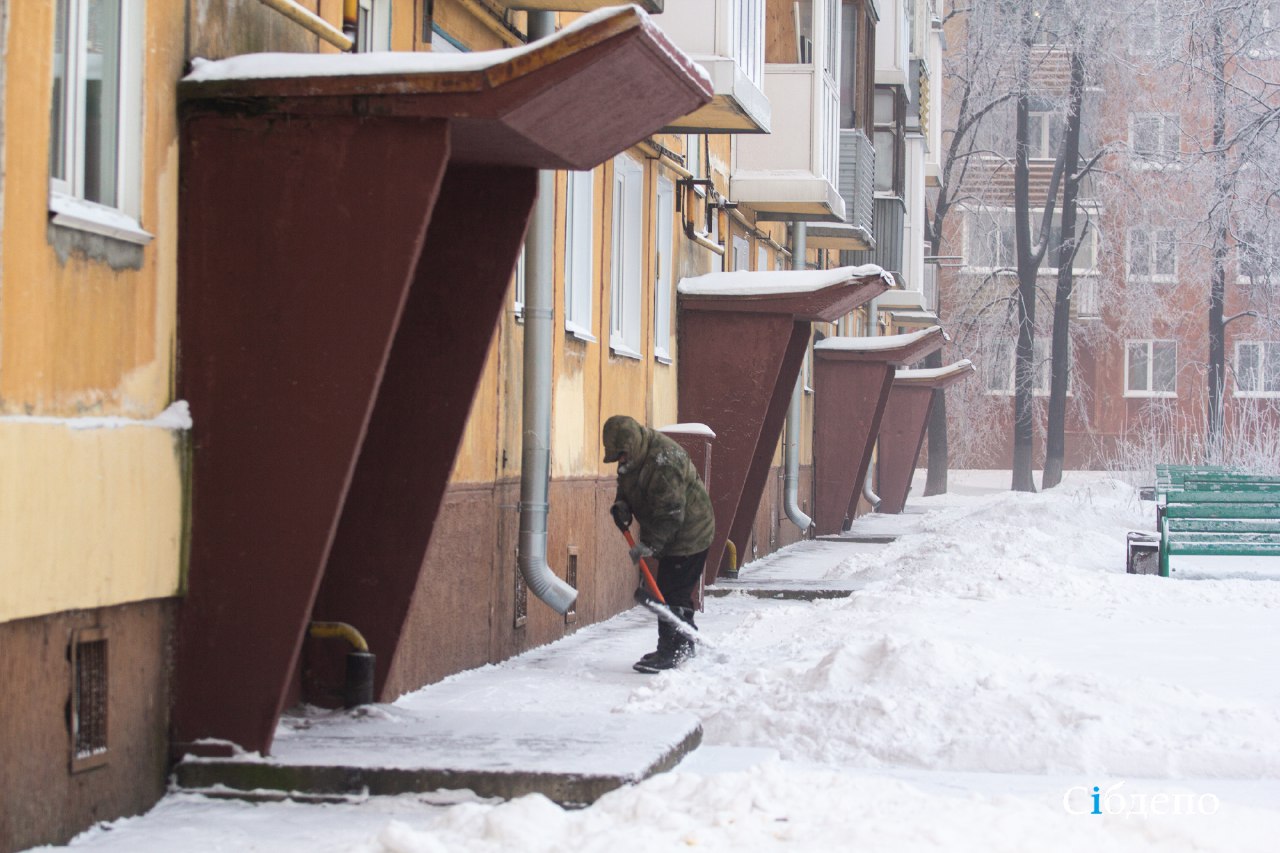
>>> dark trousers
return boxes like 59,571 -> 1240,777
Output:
656,550 -> 707,611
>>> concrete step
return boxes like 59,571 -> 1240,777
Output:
173,707 -> 702,807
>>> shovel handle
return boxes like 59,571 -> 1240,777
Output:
622,528 -> 666,605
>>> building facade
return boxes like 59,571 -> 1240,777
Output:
0,2 -> 945,848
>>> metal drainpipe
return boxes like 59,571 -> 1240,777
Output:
861,292 -> 883,512
516,11 -> 578,615
783,223 -> 813,532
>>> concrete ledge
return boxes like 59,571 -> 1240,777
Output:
815,533 -> 900,544
173,709 -> 702,808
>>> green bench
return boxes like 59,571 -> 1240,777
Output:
1131,468 -> 1280,577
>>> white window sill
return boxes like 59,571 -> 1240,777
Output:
1123,391 -> 1177,398
1234,391 -> 1280,398
610,340 -> 643,360
49,194 -> 152,245
653,349 -> 673,365
1128,275 -> 1177,284
565,323 -> 597,344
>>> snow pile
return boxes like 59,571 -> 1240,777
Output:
626,478 -> 1280,778
351,767 -> 1279,853
35,473 -> 1280,853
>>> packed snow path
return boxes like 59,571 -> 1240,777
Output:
31,472 -> 1280,852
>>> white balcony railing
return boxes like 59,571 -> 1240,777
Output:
659,0 -> 769,133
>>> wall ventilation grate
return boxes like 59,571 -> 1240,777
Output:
69,627 -> 109,772
514,554 -> 528,629
564,547 -> 579,625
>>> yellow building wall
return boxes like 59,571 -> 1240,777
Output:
0,2 -> 187,621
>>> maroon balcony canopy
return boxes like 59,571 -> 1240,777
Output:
877,360 -> 976,514
677,267 -> 890,585
173,8 -> 712,758
811,326 -> 947,535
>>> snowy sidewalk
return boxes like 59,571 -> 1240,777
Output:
31,471 -> 1280,853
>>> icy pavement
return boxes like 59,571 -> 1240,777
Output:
27,471 -> 1280,852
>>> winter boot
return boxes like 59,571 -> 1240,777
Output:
635,617 -> 676,669
633,607 -> 696,673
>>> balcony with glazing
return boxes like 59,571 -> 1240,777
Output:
731,0 -> 844,221
659,0 -> 770,133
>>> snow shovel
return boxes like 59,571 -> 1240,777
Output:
622,528 -> 705,646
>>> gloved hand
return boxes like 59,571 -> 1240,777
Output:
610,500 -> 632,532
628,541 -> 655,564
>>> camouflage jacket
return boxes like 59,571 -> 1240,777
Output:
608,417 -> 715,557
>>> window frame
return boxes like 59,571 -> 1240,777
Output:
564,170 -> 597,342
985,336 -> 1066,397
1234,341 -> 1280,397
1027,110 -> 1064,160
609,155 -> 644,360
352,0 -> 393,52
965,207 -> 1099,275
48,0 -> 150,245
653,176 -> 675,364
1124,339 -> 1178,398
1129,112 -> 1181,167
1127,227 -> 1178,283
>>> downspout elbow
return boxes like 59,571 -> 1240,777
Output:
863,466 -> 882,512
518,521 -> 577,615
784,377 -> 812,532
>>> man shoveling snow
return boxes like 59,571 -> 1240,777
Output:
602,414 -> 714,673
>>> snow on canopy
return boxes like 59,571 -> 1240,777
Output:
658,422 -> 717,438
814,325 -> 945,353
183,6 -> 711,88
677,264 -> 890,297
896,360 -> 975,381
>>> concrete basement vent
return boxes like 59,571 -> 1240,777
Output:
70,627 -> 109,772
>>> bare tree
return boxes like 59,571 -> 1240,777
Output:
1009,2 -> 1067,492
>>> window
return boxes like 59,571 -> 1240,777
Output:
565,171 -> 595,340
49,0 -> 148,243
1131,113 -> 1180,164
1238,227 -> 1277,286
654,177 -> 675,363
967,209 -> 1097,273
1028,110 -> 1064,160
795,0 -> 815,63
1235,342 -> 1280,396
687,134 -> 702,181
513,244 -> 526,318
839,1 -> 859,128
609,156 -> 644,358
1129,5 -> 1178,55
873,86 -> 903,195
732,235 -> 750,271
1246,1 -> 1280,51
1125,340 -> 1177,396
757,245 -> 769,271
1128,228 -> 1177,281
986,337 -> 1062,396
350,0 -> 392,52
